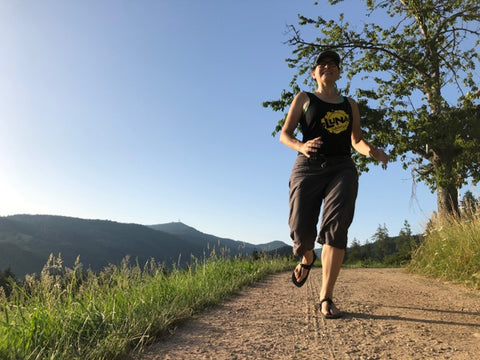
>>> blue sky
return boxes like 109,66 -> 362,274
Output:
0,1 -> 475,246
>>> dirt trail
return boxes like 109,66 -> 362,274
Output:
129,268 -> 480,360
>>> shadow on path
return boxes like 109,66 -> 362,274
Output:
384,305 -> 480,316
344,311 -> 480,328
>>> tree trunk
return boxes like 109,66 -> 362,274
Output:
436,183 -> 458,219
433,150 -> 459,219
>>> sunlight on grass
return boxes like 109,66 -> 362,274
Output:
0,252 -> 294,360
408,206 -> 480,289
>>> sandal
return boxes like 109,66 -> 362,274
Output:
318,297 -> 343,319
291,251 -> 316,287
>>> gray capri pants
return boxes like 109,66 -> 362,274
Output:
288,154 -> 358,256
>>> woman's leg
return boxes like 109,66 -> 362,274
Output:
318,164 -> 358,315
320,244 -> 345,316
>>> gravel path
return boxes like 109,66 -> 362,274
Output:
128,268 -> 480,360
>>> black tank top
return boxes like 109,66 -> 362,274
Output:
300,92 -> 353,157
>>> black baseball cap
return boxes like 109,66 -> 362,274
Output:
312,50 -> 341,68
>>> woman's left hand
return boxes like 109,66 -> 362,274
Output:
370,148 -> 389,169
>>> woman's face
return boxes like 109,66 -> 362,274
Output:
312,58 -> 340,83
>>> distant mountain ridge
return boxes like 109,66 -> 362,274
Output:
149,222 -> 291,258
0,215 -> 290,278
149,222 -> 255,252
150,222 -> 289,254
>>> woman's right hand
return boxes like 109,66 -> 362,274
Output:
300,137 -> 323,158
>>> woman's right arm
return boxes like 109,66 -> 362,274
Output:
280,92 -> 322,158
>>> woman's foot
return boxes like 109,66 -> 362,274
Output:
319,297 -> 343,319
292,250 -> 316,287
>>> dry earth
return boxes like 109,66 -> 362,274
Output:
129,268 -> 480,360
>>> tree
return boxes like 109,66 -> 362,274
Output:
264,0 -> 480,218
371,223 -> 391,261
398,220 -> 412,238
461,190 -> 479,210
345,238 -> 363,263
394,220 -> 420,263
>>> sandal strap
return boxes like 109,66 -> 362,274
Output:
299,262 -> 313,270
320,297 -> 333,305
299,251 -> 316,270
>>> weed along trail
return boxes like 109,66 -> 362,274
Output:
129,268 -> 480,360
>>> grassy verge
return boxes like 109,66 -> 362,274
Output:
407,209 -> 480,289
0,253 -> 294,360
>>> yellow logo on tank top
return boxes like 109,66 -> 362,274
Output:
321,110 -> 350,134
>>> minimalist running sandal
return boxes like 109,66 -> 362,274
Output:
318,297 -> 343,319
291,251 -> 316,287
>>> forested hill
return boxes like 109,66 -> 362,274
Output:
0,215 -> 289,278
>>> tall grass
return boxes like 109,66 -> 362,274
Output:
0,252 -> 294,360
408,207 -> 480,289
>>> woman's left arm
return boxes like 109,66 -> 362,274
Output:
348,98 -> 389,168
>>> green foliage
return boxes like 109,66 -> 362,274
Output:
344,220 -> 421,267
461,190 -> 480,210
0,253 -> 293,360
408,207 -> 480,289
371,224 -> 392,260
0,268 -> 17,298
264,0 -> 480,217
